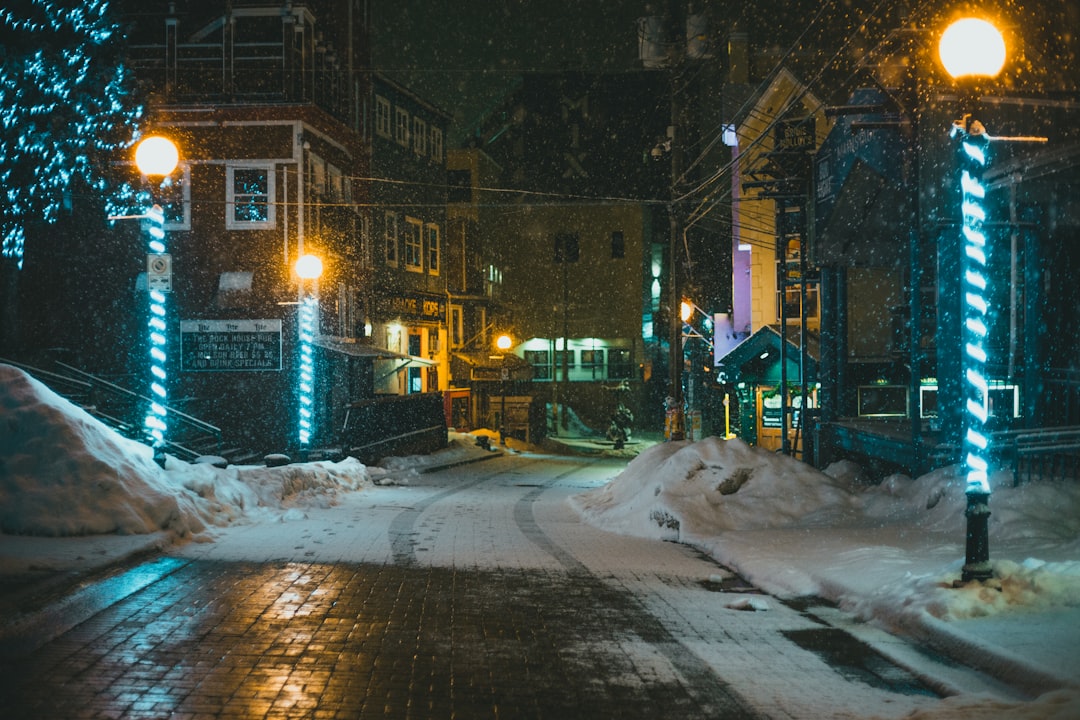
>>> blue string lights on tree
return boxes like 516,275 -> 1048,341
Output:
0,0 -> 142,269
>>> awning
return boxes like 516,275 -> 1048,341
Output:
314,336 -> 436,366
452,351 -> 533,381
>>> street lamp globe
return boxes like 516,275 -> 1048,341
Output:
938,18 -> 1006,80
496,334 -> 512,352
134,136 -> 179,177
295,253 -> 324,281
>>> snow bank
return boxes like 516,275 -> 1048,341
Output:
571,435 -> 1080,625
0,365 -> 371,538
570,437 -> 858,539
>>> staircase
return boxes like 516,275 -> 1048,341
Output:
2,357 -> 258,465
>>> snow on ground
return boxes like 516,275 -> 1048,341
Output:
0,365 -> 373,539
3,363 -> 1080,718
569,437 -> 1080,622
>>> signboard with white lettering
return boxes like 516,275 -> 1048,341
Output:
180,319 -> 282,371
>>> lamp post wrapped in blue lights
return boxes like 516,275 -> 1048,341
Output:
938,18 -> 1006,583
937,19 -> 1047,583
295,253 -> 323,458
134,136 -> 180,468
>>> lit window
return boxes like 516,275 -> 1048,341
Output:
384,211 -> 398,266
426,223 -> 440,275
524,350 -> 550,380
395,107 -> 410,147
404,217 -> 423,271
226,165 -> 275,229
413,117 -> 428,156
375,96 -> 392,138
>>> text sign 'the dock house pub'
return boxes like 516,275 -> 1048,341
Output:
180,320 -> 283,371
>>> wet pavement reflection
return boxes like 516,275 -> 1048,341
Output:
0,559 -> 754,719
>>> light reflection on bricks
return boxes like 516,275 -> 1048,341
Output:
0,560 -> 751,719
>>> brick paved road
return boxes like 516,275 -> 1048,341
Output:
0,453 -> 970,719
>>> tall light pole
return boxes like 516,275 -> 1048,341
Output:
295,253 -> 323,459
496,333 -> 513,446
939,17 -> 1005,584
134,135 -> 179,468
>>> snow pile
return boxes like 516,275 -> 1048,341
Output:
572,436 -> 1080,623
0,365 -> 370,538
571,437 -> 858,539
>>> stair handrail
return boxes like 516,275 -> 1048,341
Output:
54,361 -> 223,448
1,357 -> 93,395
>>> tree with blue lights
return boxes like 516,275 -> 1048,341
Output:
0,0 -> 142,271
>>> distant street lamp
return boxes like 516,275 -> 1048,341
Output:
134,135 -> 179,468
939,17 -> 1004,583
295,253 -> 323,458
496,333 -> 513,446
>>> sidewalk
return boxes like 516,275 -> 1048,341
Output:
2,444 -> 1077,706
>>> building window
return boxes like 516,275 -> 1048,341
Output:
308,154 -> 327,198
384,211 -> 398,266
581,348 -> 603,370
448,169 -> 471,203
525,350 -> 550,380
554,232 -> 579,263
554,350 -> 574,381
608,349 -> 633,379
611,230 -> 625,259
226,165 -> 275,229
161,164 -> 191,230
413,117 -> 428,156
430,127 -> 444,162
449,305 -> 463,348
426,223 -> 440,275
395,107 -> 410,147
375,95 -> 392,138
404,217 -> 423,271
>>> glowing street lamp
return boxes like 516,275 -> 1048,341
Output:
939,17 -> 1003,583
295,253 -> 323,457
134,135 -> 179,468
496,333 -> 513,446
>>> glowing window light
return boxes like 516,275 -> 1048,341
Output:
952,122 -> 993,495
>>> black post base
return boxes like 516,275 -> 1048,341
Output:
961,490 -> 992,582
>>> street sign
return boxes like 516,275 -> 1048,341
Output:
147,253 -> 172,292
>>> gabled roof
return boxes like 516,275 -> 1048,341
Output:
716,324 -> 819,383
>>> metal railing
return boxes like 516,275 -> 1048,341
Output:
1002,426 -> 1080,485
53,363 -> 223,461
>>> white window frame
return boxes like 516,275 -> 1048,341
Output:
425,222 -> 440,275
404,216 -> 423,272
430,126 -> 444,163
226,164 -> 275,230
375,95 -> 392,138
394,107 -> 410,147
413,117 -> 428,156
161,164 -> 191,231
384,211 -> 399,266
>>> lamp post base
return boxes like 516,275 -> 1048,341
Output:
961,490 -> 992,582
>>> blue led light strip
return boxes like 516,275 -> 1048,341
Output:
297,295 -> 317,447
144,204 -> 168,457
952,125 -> 992,494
